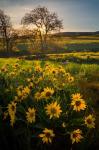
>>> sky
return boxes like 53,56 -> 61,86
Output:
0,0 -> 99,32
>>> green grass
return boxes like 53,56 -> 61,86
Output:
52,35 -> 99,44
46,35 -> 99,53
0,58 -> 32,68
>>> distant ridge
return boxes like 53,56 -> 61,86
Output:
54,31 -> 99,36
96,31 -> 99,33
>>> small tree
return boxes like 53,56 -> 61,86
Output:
21,6 -> 63,50
0,9 -> 12,53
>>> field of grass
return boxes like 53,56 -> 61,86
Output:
1,35 -> 99,54
47,35 -> 99,53
52,36 -> 99,46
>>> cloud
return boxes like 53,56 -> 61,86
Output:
0,0 -> 99,31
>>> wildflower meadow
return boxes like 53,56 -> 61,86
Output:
0,59 -> 96,150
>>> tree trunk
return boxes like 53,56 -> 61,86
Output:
5,38 -> 10,56
4,28 -> 10,54
44,33 -> 48,49
6,40 -> 9,52
39,30 -> 44,51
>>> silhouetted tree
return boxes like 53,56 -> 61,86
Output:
0,9 -> 12,53
21,6 -> 63,50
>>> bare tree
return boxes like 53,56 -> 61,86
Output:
0,9 -> 12,53
21,6 -> 63,50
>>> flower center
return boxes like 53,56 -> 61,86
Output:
52,70 -> 55,74
75,101 -> 81,106
87,119 -> 92,124
45,132 -> 51,138
46,91 -> 51,97
73,133 -> 79,138
30,112 -> 34,118
51,108 -> 56,114
11,105 -> 16,111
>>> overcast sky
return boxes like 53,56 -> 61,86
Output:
0,0 -> 99,32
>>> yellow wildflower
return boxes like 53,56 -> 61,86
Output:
17,90 -> 22,97
1,66 -> 8,73
26,108 -> 36,123
70,129 -> 83,144
8,101 -> 16,116
35,66 -> 42,72
45,101 -> 62,119
41,87 -> 54,99
71,93 -> 86,111
17,86 -> 30,100
50,68 -> 58,75
85,115 -> 95,128
23,86 -> 30,95
39,128 -> 55,144
68,76 -> 74,83
28,82 -> 33,89
65,73 -> 70,77
72,93 -> 82,101
8,101 -> 16,126
71,99 -> 86,111
13,63 -> 19,69
34,92 -> 42,101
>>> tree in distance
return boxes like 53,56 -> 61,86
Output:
21,6 -> 63,50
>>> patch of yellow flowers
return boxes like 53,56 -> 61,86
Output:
16,86 -> 30,102
0,61 -> 96,146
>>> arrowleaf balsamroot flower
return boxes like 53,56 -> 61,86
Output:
41,87 -> 54,99
68,76 -> 74,83
85,114 -> 95,128
45,101 -> 62,119
39,128 -> 55,144
8,101 -> 17,126
23,86 -> 30,95
70,129 -> 83,144
71,93 -> 82,100
34,92 -> 42,101
71,93 -> 87,111
26,107 -> 36,123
